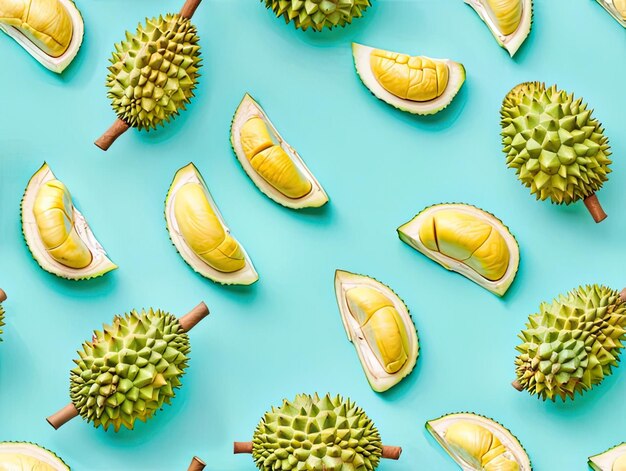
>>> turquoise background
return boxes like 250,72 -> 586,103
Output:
0,0 -> 625,469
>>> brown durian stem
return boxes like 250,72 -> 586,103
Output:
179,302 -> 209,332
233,442 -> 253,454
619,288 -> 626,304
382,446 -> 402,460
180,0 -> 203,19
47,403 -> 79,429
511,379 -> 523,391
583,193 -> 607,223
0,289 -> 6,303
95,119 -> 130,151
187,456 -> 206,471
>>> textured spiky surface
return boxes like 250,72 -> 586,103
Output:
501,82 -> 611,204
106,14 -> 201,131
263,0 -> 371,31
252,393 -> 383,470
70,308 -> 190,431
515,285 -> 626,401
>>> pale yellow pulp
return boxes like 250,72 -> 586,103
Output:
445,422 -> 520,471
239,117 -> 312,199
345,286 -> 410,374
33,180 -> 92,269
613,454 -> 626,471
173,183 -> 245,273
418,210 -> 510,281
370,49 -> 449,102
0,0 -> 73,57
0,453 -> 57,470
614,0 -> 626,19
485,0 -> 522,35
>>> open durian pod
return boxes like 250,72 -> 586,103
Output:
594,0 -> 626,26
0,442 -> 69,470
187,456 -> 206,471
0,289 -> 6,341
589,443 -> 626,470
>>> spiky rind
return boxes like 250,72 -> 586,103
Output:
501,82 -> 612,204
262,0 -> 372,31
0,442 -> 70,470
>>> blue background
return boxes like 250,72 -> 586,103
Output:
0,0 -> 625,469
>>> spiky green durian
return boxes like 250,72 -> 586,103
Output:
0,442 -> 69,470
69,308 -> 191,431
514,285 -> 626,401
106,14 -> 201,131
262,0 -> 372,31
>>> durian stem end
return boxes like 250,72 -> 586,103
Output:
180,0 -> 203,19
583,193 -> 607,223
619,288 -> 626,304
179,302 -> 210,332
47,403 -> 79,429
382,446 -> 402,460
187,456 -> 206,471
511,379 -> 523,391
233,442 -> 253,454
95,119 -> 130,151
0,289 -> 6,303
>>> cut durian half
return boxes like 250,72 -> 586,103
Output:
427,413 -> 531,471
0,0 -> 84,73
595,0 -> 626,26
21,163 -> 117,280
464,0 -> 532,56
230,94 -> 329,209
589,443 -> 626,471
334,270 -> 419,392
397,204 -> 519,296
165,163 -> 258,285
0,442 -> 69,470
352,43 -> 466,115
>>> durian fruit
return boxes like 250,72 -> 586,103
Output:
0,289 -> 5,342
501,82 -> 612,223
397,204 -> 519,296
464,0 -> 532,56
0,0 -> 84,73
334,270 -> 419,392
187,456 -> 206,471
352,43 -> 466,115
262,0 -> 372,31
594,0 -> 626,26
0,442 -> 69,470
589,443 -> 626,471
513,285 -> 626,401
426,413 -> 531,470
230,94 -> 329,209
234,393 -> 402,470
46,302 -> 209,431
165,163 -> 258,285
21,163 -> 117,280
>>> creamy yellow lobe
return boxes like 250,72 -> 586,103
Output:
613,454 -> 626,471
485,0 -> 523,35
614,0 -> 626,19
0,453 -> 57,470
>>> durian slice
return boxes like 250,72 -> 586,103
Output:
397,204 -> 519,296
352,43 -> 466,115
262,0 -> 372,31
589,443 -> 626,471
21,163 -> 117,280
165,163 -> 258,285
594,0 -> 626,26
427,413 -> 531,471
334,270 -> 419,392
0,0 -> 84,73
464,0 -> 532,56
0,442 -> 69,470
230,94 -> 329,209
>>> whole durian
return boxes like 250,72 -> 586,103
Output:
513,285 -> 626,401
0,289 -> 5,341
262,0 -> 372,31
501,82 -> 612,221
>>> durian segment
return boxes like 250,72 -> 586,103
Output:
334,270 -> 419,392
0,0 -> 83,72
21,163 -> 117,280
0,442 -> 69,470
588,443 -> 626,471
165,163 -> 258,285
426,413 -> 531,471
262,0 -> 372,31
464,0 -> 532,56
594,0 -> 626,26
353,43 -> 466,115
230,94 -> 328,209
397,204 -> 519,296
515,285 -> 626,401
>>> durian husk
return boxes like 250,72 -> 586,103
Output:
594,0 -> 626,26
588,443 -> 626,471
0,442 -> 69,470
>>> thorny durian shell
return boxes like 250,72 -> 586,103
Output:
262,0 -> 372,31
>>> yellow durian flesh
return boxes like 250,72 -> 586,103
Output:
418,210 -> 510,281
370,49 -> 449,102
0,453 -> 56,470
0,0 -> 73,57
614,0 -> 626,19
239,117 -> 312,199
33,180 -> 92,269
173,183 -> 245,273
485,0 -> 522,35
345,286 -> 410,374
614,454 -> 626,471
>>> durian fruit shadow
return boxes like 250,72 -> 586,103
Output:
187,456 -> 205,471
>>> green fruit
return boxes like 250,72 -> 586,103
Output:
514,285 -> 626,401
262,0 -> 372,31
106,14 -> 201,130
589,443 -> 626,471
0,442 -> 69,470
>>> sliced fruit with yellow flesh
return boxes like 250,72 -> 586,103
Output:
165,163 -> 258,285
426,413 -> 531,471
21,163 -> 117,280
334,270 -> 419,392
594,0 -> 626,25
397,203 -> 519,296
0,442 -> 69,470
230,94 -> 328,209
353,43 -> 465,115
589,443 -> 626,471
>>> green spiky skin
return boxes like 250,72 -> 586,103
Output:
252,393 -> 383,470
501,82 -> 611,204
515,285 -> 626,401
263,0 -> 371,31
106,14 -> 201,131
70,308 -> 190,431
